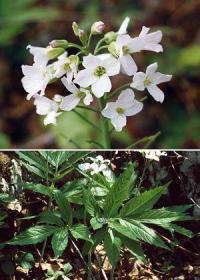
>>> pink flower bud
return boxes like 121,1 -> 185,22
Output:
91,21 -> 105,34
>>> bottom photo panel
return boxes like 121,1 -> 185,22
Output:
0,150 -> 199,279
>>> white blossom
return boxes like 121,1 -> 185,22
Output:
74,54 -> 120,98
21,64 -> 56,100
27,45 -> 50,66
138,26 -> 163,53
54,53 -> 78,82
33,95 -> 61,125
131,62 -> 172,103
60,77 -> 93,111
141,150 -> 168,161
102,88 -> 143,131
117,17 -> 130,35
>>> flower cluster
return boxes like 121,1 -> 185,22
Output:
78,155 -> 113,181
21,18 -> 172,131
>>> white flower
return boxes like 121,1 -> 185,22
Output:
27,45 -> 65,66
138,26 -> 163,53
27,45 -> 50,66
74,54 -> 120,98
60,78 -> 93,111
117,17 -> 130,35
131,62 -> 172,103
33,95 -> 61,125
102,88 -> 143,131
91,21 -> 105,34
108,26 -> 163,76
141,150 -> 167,161
54,53 -> 78,82
21,64 -> 56,100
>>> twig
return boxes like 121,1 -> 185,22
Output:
70,236 -> 87,266
94,251 -> 108,280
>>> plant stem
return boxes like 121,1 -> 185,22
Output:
77,105 -> 100,113
87,251 -> 92,280
127,131 -> 161,149
99,98 -> 111,148
94,38 -> 105,54
73,109 -> 100,131
110,267 -> 115,280
108,83 -> 131,99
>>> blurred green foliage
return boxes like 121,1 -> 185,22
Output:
0,0 -> 60,46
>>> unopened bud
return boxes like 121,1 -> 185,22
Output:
108,42 -> 118,58
47,47 -> 65,60
79,30 -> 88,45
91,21 -> 105,35
104,31 -> 117,44
49,40 -> 69,49
72,22 -> 80,36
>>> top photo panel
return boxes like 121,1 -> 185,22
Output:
0,0 -> 199,149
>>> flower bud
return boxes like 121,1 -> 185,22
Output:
104,31 -> 117,44
91,21 -> 105,34
49,40 -> 69,49
108,42 -> 118,58
69,54 -> 79,65
72,21 -> 80,36
79,30 -> 88,45
47,47 -> 65,60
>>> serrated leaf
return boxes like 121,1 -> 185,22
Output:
120,186 -> 166,217
131,207 -> 192,224
104,229 -> 121,267
82,189 -> 100,217
119,219 -> 169,250
70,224 -> 91,242
23,183 -> 51,196
161,223 -> 193,238
54,190 -> 72,225
90,217 -> 103,230
104,163 -> 136,218
120,235 -> 146,263
51,228 -> 68,257
39,211 -> 64,227
8,225 -> 57,245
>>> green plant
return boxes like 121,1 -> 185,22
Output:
5,153 -> 193,279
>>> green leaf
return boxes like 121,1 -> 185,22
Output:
82,189 -> 100,217
70,224 -> 91,242
8,225 -> 57,245
23,183 -> 51,196
18,253 -> 35,270
51,228 -> 68,258
90,217 -> 103,230
120,235 -> 146,263
39,211 -> 64,227
119,219 -> 169,250
104,229 -> 121,267
0,193 -> 15,202
109,221 -> 138,241
54,190 -> 72,225
120,186 -> 166,217
131,207 -> 192,224
104,163 -> 136,217
161,223 -> 193,238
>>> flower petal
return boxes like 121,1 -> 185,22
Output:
146,62 -> 158,76
82,54 -> 101,69
61,77 -> 78,93
119,54 -> 137,76
118,17 -> 130,35
101,102 -> 118,119
130,72 -> 146,91
83,93 -> 93,106
91,75 -> 112,98
74,69 -> 97,87
111,115 -> 126,132
102,55 -> 120,76
147,84 -> 165,103
60,94 -> 80,111
27,45 -> 48,66
152,72 -> 172,85
125,100 -> 143,116
22,76 -> 44,99
44,111 -> 61,126
117,88 -> 135,105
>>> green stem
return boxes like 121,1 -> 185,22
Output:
108,83 -> 131,99
73,109 -> 100,131
77,105 -> 100,113
110,267 -> 115,280
99,98 -> 111,148
94,45 -> 109,54
67,43 -> 83,50
87,251 -> 92,280
86,139 -> 105,149
94,38 -> 105,54
127,131 -> 161,149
